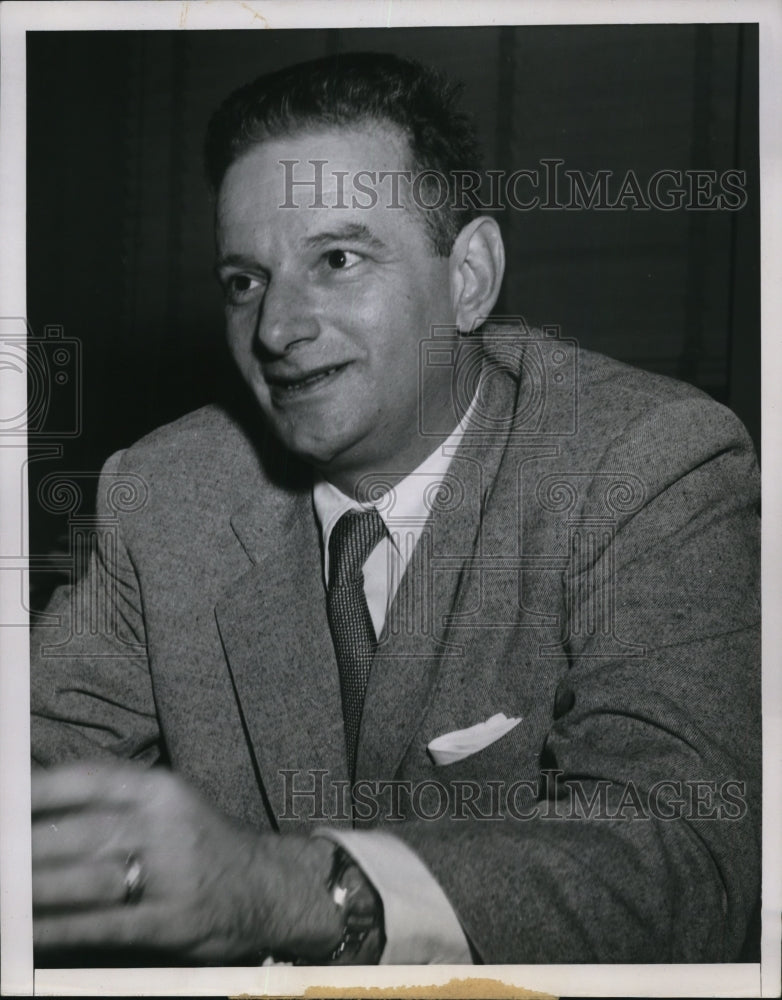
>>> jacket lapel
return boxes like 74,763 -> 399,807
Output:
215,488 -> 351,830
356,345 -> 525,784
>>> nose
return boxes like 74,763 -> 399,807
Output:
254,273 -> 320,357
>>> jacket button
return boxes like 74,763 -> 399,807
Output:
553,685 -> 575,719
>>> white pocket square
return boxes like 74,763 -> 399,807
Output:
427,712 -> 522,765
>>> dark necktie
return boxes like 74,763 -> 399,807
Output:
326,508 -> 386,777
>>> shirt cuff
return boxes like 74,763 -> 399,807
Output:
313,828 -> 473,965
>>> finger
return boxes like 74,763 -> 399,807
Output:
35,905 -> 154,951
33,810 -> 127,863
33,857 -> 131,911
32,761 -> 157,816
34,901 -> 242,961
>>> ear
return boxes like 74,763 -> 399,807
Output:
448,216 -> 505,333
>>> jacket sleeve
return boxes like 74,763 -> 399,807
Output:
392,396 -> 761,963
30,450 -> 161,766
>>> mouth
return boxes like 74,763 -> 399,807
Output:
264,362 -> 349,396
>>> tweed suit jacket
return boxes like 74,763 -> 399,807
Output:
30,331 -> 761,964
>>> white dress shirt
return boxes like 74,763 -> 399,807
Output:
311,407 -> 476,965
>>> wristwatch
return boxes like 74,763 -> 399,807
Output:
322,845 -> 386,965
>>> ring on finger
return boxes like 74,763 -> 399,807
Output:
123,852 -> 146,905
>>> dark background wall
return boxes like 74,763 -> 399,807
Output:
26,25 -> 760,607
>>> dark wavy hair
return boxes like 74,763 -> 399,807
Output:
204,51 -> 483,255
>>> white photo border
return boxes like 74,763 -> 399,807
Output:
1,1 -> 779,996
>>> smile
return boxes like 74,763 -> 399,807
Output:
265,362 -> 349,395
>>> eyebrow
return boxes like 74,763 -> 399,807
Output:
303,223 -> 387,253
214,252 -> 262,272
215,223 -> 388,273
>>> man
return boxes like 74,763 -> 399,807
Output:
30,52 -> 760,966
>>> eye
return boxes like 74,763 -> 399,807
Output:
223,273 -> 263,304
325,249 -> 361,270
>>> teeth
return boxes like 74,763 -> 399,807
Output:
279,366 -> 339,391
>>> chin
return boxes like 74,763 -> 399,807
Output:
277,428 -> 346,469
273,412 -> 377,477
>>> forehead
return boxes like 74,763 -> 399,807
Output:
216,123 -> 422,242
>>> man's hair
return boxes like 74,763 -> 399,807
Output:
204,51 -> 483,256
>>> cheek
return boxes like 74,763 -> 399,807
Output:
224,314 -> 254,366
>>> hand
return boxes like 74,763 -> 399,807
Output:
32,761 -> 343,962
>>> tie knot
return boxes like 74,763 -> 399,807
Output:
328,508 -> 386,589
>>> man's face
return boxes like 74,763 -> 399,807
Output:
215,125 -> 458,492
